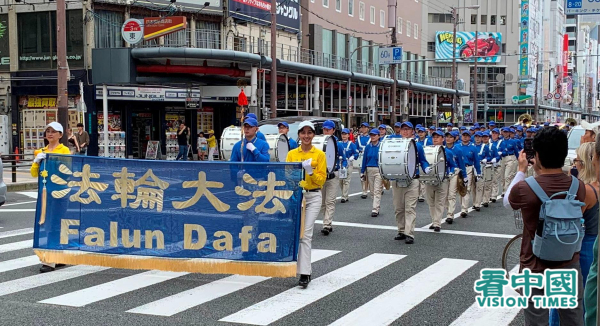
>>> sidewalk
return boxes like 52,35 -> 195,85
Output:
3,169 -> 38,192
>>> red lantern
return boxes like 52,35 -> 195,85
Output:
237,89 -> 248,107
498,111 -> 503,121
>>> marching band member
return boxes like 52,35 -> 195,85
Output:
378,124 -> 388,141
229,118 -> 270,162
425,130 -> 452,232
361,128 -> 383,217
356,122 -> 371,199
417,127 -> 431,202
469,126 -> 477,143
481,131 -> 499,206
488,121 -> 496,131
501,127 -> 518,196
444,130 -> 466,224
393,122 -> 403,136
389,122 -> 430,244
472,131 -> 489,211
490,128 -> 505,201
338,128 -> 358,203
244,113 -> 266,141
428,125 -> 436,139
278,122 -> 298,150
446,123 -> 454,134
286,121 -> 327,288
320,120 -> 339,236
456,130 -> 482,217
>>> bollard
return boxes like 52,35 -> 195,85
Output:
11,159 -> 16,183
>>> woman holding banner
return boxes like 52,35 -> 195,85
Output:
286,121 -> 327,289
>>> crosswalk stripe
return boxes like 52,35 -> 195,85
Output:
39,270 -> 189,307
127,249 -> 341,316
0,256 -> 40,273
0,265 -> 110,297
220,253 -> 405,326
328,258 -> 478,326
448,265 -> 521,326
0,228 -> 35,239
0,240 -> 32,253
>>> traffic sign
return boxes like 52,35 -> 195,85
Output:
566,0 -> 600,15
547,93 -> 553,99
379,46 -> 403,65
554,93 -> 562,100
121,19 -> 143,45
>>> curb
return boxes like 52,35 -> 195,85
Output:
7,182 -> 38,192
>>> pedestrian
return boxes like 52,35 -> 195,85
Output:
277,122 -> 298,150
584,137 -> 600,326
444,130 -> 466,224
320,120 -> 339,236
361,128 -> 383,217
176,121 -> 190,161
338,128 -> 358,204
66,128 -> 80,154
456,130 -> 482,217
472,131 -> 488,211
31,122 -> 71,273
229,118 -> 270,162
505,127 -> 593,325
75,123 -> 89,155
207,130 -> 217,161
425,130 -> 452,232
286,121 -> 327,288
197,132 -> 208,161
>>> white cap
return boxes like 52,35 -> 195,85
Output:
581,120 -> 600,133
297,121 -> 315,133
46,121 -> 64,134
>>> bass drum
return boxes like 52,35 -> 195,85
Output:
276,134 -> 290,162
420,145 -> 446,185
378,138 -> 417,187
312,135 -> 338,173
265,134 -> 280,162
220,126 -> 242,161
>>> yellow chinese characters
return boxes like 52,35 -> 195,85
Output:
50,164 -> 108,204
235,172 -> 293,214
172,171 -> 230,212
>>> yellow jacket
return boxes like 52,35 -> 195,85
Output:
31,144 -> 71,177
286,146 -> 327,190
207,135 -> 216,148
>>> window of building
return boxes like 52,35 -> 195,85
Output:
348,0 -> 354,16
491,15 -> 496,25
566,26 -> 576,32
359,2 -> 365,20
406,20 -> 411,37
428,66 -> 452,78
398,17 -> 402,33
428,13 -> 453,23
501,43 -> 505,53
481,15 -> 487,24
370,6 -> 375,24
19,10 -> 84,70
380,10 -> 385,27
196,21 -> 221,49
471,14 -> 476,24
414,23 -> 418,39
94,10 -> 123,49
323,0 -> 329,8
336,0 -> 341,12
500,15 -> 506,25
427,42 -> 435,52
471,66 -> 506,104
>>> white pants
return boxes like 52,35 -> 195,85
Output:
298,191 -> 322,275
366,167 -> 382,213
503,156 -> 517,193
483,170 -> 493,203
425,179 -> 449,228
473,174 -> 485,208
321,173 -> 339,228
392,180 -> 419,237
459,166 -> 474,213
208,147 -> 216,161
492,161 -> 504,198
419,181 -> 425,199
339,166 -> 352,200
445,172 -> 459,219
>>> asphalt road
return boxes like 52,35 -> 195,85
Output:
0,174 -> 525,326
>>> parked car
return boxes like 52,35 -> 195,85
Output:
563,125 -> 585,173
0,156 -> 6,206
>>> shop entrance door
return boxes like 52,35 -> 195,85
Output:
131,112 -> 155,159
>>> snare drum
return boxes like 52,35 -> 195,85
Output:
312,135 -> 339,173
378,138 -> 417,187
420,145 -> 446,185
353,151 -> 364,169
483,163 -> 493,182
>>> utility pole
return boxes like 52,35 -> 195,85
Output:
270,0 -> 277,119
451,7 -> 458,125
57,0 -> 68,143
389,0 -> 397,123
472,28 -> 478,124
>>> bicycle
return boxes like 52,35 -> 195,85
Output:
501,210 -> 523,273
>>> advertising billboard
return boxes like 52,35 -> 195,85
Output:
229,0 -> 300,33
435,31 -> 502,63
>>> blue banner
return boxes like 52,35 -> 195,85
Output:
33,155 -> 304,276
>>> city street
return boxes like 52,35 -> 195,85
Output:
0,174 -> 524,326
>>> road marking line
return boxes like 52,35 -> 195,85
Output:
0,265 -> 110,297
0,256 -> 40,273
0,228 -> 34,239
0,209 -> 36,212
16,192 -> 38,199
315,220 -> 516,239
421,195 -> 503,229
0,240 -> 33,253
335,192 -> 363,200
220,253 -> 405,326
127,249 -> 341,316
39,270 -> 189,307
449,265 -> 521,326
0,200 -> 37,207
329,258 -> 478,326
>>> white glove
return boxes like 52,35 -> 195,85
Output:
491,158 -> 497,164
34,152 -> 46,164
424,167 -> 432,174
302,158 -> 313,175
498,151 -> 503,156
246,142 -> 256,152
348,157 -> 355,163
481,158 -> 487,164
360,173 -> 366,181
476,174 -> 482,181
493,162 -> 499,168
463,177 -> 468,185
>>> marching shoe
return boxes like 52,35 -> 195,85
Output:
394,233 -> 406,240
483,203 -> 489,207
371,211 -> 379,217
418,198 -> 424,202
446,217 -> 453,224
475,207 -> 481,212
491,198 -> 497,203
341,199 -> 347,203
429,225 -> 435,229
361,194 -> 368,199
405,236 -> 414,244
460,212 -> 468,218
321,228 -> 331,236
299,274 -> 311,288
434,227 -> 441,232
472,206 -> 476,210
39,265 -> 55,273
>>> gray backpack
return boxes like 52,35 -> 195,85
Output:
525,176 -> 585,261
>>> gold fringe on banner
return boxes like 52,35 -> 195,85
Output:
39,187 -> 47,225
34,249 -> 298,278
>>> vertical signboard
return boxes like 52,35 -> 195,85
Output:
563,34 -> 569,78
519,0 -> 530,92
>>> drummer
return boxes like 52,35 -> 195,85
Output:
356,122 -> 371,199
481,130 -> 498,206
338,128 -> 358,203
320,120 -> 339,236
278,122 -> 298,150
361,128 -> 384,217
425,130 -> 454,232
244,113 -> 267,141
285,121 -> 327,288
444,130 -> 467,224
456,130 -> 482,218
378,124 -> 388,141
472,131 -> 489,212
389,121 -> 431,244
229,118 -> 270,162
416,127 -> 431,203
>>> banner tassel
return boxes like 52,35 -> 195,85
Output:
39,158 -> 48,225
